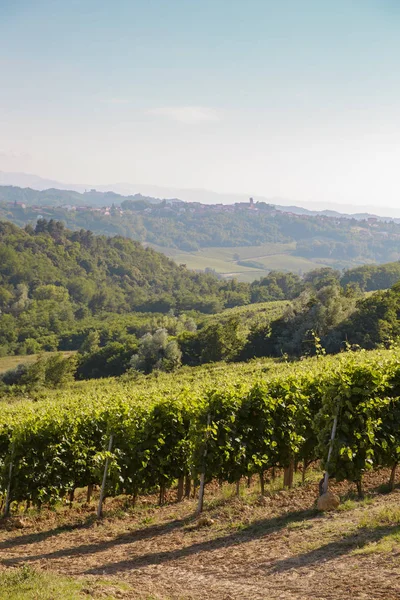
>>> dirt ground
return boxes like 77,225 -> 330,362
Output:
1,472 -> 400,600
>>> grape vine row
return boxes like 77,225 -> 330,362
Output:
1,349 -> 400,509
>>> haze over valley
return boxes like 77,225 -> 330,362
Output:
1,169 -> 400,219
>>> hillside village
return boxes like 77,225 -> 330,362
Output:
4,192 -> 398,235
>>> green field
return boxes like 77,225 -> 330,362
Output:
200,300 -> 290,331
151,243 -> 330,281
0,352 -> 76,375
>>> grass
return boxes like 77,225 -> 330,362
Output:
239,253 -> 318,273
0,565 -> 89,600
0,565 -> 135,600
0,352 -> 76,375
0,566 -> 81,600
201,300 -> 290,335
337,497 -> 374,512
358,506 -> 400,528
152,243 -> 327,281
352,529 -> 400,555
0,355 -> 39,374
349,506 -> 400,555
196,243 -> 297,260
150,242 -> 364,282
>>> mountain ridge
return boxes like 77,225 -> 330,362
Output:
1,170 -> 399,219
2,183 -> 400,280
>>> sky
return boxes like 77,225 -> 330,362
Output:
1,0 -> 400,210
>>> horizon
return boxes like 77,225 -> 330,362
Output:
1,168 -> 400,219
1,1 -> 400,211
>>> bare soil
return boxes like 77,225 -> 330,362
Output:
1,471 -> 400,600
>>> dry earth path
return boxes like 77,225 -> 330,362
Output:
1,476 -> 400,599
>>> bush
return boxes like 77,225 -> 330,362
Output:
76,341 -> 137,379
0,354 -> 77,390
44,354 -> 77,387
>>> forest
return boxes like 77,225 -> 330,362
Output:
2,185 -> 400,267
1,220 -> 400,387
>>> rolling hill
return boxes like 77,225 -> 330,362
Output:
2,185 -> 400,281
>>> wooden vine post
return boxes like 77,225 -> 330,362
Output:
259,471 -> 265,496
283,461 -> 294,489
322,411 -> 339,495
97,434 -> 114,519
184,475 -> 191,498
177,476 -> 184,502
3,442 -> 15,518
196,414 -> 211,515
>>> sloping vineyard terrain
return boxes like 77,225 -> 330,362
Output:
2,350 -> 400,598
2,349 -> 400,509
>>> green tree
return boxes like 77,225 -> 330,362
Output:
79,330 -> 100,355
130,329 -> 182,374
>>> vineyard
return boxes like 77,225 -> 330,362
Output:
1,348 -> 400,514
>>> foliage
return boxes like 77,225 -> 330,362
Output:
76,340 -> 137,380
337,283 -> 400,350
242,284 -> 357,358
78,330 -> 100,355
2,349 -> 400,507
0,220 -> 250,355
130,329 -> 182,374
2,219 -> 400,370
0,353 -> 77,390
341,262 -> 400,292
3,186 -> 400,268
315,359 -> 396,486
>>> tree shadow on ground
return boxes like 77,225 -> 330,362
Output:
1,507 -> 319,570
0,514 -> 191,552
268,523 -> 400,574
0,515 -> 97,550
82,521 -> 400,577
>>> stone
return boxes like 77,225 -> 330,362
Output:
196,516 -> 215,528
317,491 -> 340,511
5,517 -> 27,530
257,495 -> 270,506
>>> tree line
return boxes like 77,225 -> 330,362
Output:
2,186 -> 400,263
1,220 -> 400,365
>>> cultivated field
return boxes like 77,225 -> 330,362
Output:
2,350 -> 400,598
150,243 -> 320,281
150,243 -> 364,282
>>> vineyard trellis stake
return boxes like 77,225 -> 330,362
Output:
197,414 -> 211,515
322,406 -> 339,495
3,442 -> 15,518
97,434 -> 114,519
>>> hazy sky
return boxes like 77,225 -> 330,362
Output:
1,0 -> 400,208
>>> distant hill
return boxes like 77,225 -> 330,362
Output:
0,185 -> 165,208
0,171 -> 77,191
0,220 -> 255,355
1,219 -> 400,357
1,185 -> 400,280
274,204 -> 399,223
1,170 -> 400,219
0,219 -> 234,314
